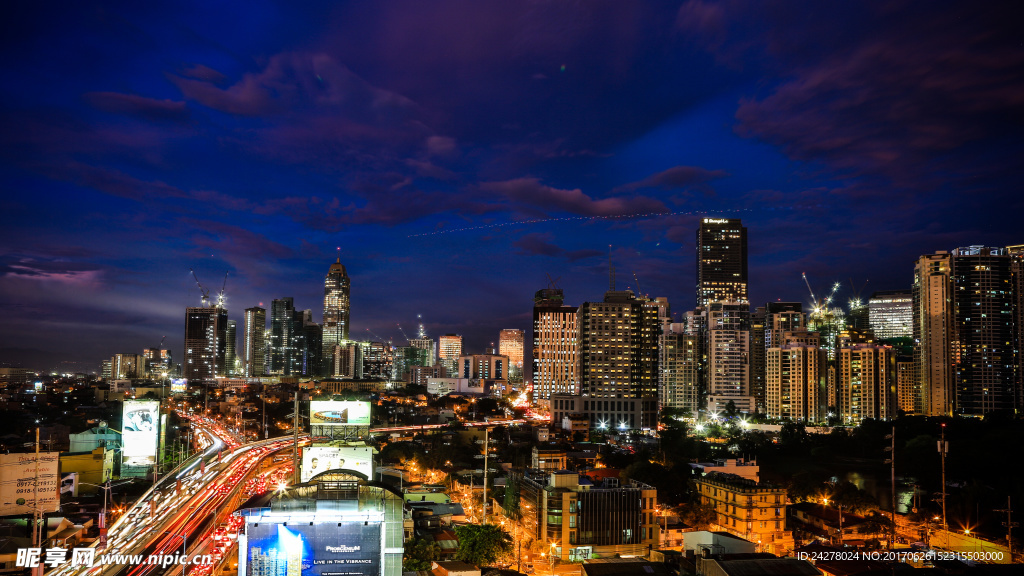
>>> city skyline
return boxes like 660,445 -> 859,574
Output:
1,1 -> 1022,369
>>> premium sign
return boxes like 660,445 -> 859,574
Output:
301,445 -> 375,482
246,520 -> 382,576
0,452 -> 60,516
121,400 -> 160,466
309,401 -> 371,426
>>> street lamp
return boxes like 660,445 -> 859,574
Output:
548,541 -> 557,575
162,531 -> 188,556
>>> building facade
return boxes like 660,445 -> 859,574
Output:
697,218 -> 748,307
439,334 -> 463,377
532,288 -> 580,401
838,344 -> 895,423
765,344 -> 824,422
705,302 -> 754,414
322,258 -> 351,361
695,473 -> 793,556
243,306 -> 266,377
913,252 -> 953,416
499,328 -> 525,382
659,322 -> 703,416
184,306 -> 228,380
868,290 -> 913,340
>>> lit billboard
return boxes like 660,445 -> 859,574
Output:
121,400 -> 160,466
245,520 -> 382,576
301,446 -> 375,482
170,378 -> 187,393
0,452 -> 60,516
309,401 -> 371,426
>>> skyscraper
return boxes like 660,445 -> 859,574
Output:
950,246 -> 1015,415
659,321 -> 703,416
243,306 -> 266,377
868,291 -> 913,340
766,344 -> 824,421
184,306 -> 228,380
499,329 -> 525,382
578,289 -> 660,430
322,257 -> 351,363
913,252 -> 953,416
439,334 -> 463,376
705,302 -> 754,414
697,218 -> 748,307
838,344 -> 895,423
268,298 -> 298,376
1010,244 -> 1024,411
225,320 -> 238,376
532,288 -> 580,401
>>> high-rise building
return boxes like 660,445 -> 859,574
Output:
322,258 -> 351,367
409,337 -> 436,366
705,302 -> 754,414
456,354 -> 509,381
532,288 -> 580,401
913,252 -> 952,416
1010,244 -> 1024,410
697,218 -> 748,307
950,246 -> 1016,415
578,290 -> 660,430
751,302 -> 804,414
330,342 -> 362,379
838,343 -> 895,423
896,358 -> 916,415
243,307 -> 266,377
360,341 -> 392,380
225,320 -> 238,376
142,348 -> 172,378
184,306 -> 228,380
110,353 -> 145,380
766,344 -> 824,421
499,329 -> 525,382
868,291 -> 913,340
268,298 -> 320,376
659,321 -> 703,416
438,334 -> 462,376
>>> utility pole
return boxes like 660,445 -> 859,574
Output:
33,428 -> 42,576
939,423 -> 948,533
995,496 -> 1017,557
885,426 -> 896,549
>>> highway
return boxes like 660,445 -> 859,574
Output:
49,415 -> 303,576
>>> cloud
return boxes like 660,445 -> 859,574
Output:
46,162 -> 187,201
618,165 -> 727,191
512,233 -> 604,262
480,177 -> 666,217
84,92 -> 191,122
0,255 -> 103,286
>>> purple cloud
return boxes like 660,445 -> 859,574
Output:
481,177 -> 666,217
618,165 -> 727,191
84,92 -> 191,123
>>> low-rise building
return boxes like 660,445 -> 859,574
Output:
694,473 -> 794,556
691,458 -> 760,482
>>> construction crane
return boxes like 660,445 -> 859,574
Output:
216,271 -> 229,308
848,278 -> 869,309
190,268 -> 211,307
802,272 -> 841,315
365,328 -> 391,345
396,324 -> 412,344
632,271 -> 643,297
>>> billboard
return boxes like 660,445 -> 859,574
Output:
122,400 -> 160,466
0,452 -> 60,516
301,446 -> 375,482
170,378 -> 187,393
309,401 -> 371,426
246,520 -> 382,576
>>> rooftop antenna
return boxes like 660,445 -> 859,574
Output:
608,245 -> 616,291
336,246 -> 341,263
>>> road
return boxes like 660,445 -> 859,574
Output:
49,414 -> 303,576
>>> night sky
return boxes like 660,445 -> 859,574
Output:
2,1 -> 1022,371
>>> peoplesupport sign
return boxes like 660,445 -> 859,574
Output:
121,400 -> 160,466
0,452 -> 60,516
301,446 -> 375,482
170,378 -> 187,393
309,401 -> 371,426
244,520 -> 382,576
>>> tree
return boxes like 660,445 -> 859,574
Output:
402,536 -> 441,571
454,524 -> 513,567
682,501 -> 717,530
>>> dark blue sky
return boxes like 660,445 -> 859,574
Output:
1,1 -> 1022,371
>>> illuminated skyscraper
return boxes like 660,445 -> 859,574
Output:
225,320 -> 238,376
438,334 -> 462,376
913,252 -> 953,416
660,321 -> 702,416
578,290 -> 660,430
498,329 -> 524,367
766,344 -> 825,421
244,307 -> 266,377
950,246 -> 1015,415
322,257 -> 351,362
868,291 -> 913,340
697,218 -> 748,307
1010,244 -> 1024,410
184,306 -> 228,380
838,344 -> 895,423
705,302 -> 754,414
532,288 -> 580,401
